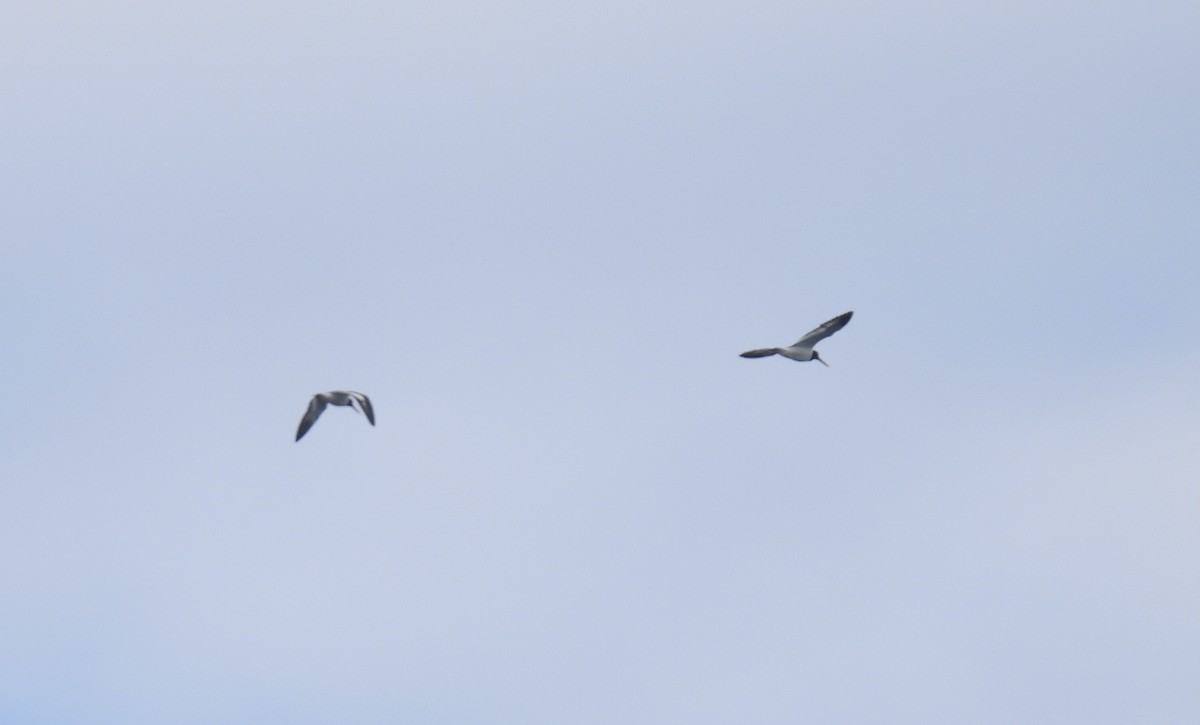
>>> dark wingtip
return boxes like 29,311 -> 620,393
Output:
827,310 -> 853,331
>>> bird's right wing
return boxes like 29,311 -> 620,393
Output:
793,311 -> 853,347
352,393 -> 375,426
295,396 -> 327,441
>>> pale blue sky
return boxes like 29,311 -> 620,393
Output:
3,2 -> 1198,723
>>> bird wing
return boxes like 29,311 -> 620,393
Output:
739,348 -> 779,358
295,395 -> 328,441
792,311 -> 853,348
351,392 -> 375,425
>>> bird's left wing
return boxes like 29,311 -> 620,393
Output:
295,396 -> 326,441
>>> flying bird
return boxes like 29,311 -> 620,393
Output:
295,391 -> 375,441
739,311 -> 853,366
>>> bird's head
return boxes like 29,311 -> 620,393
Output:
813,351 -> 830,367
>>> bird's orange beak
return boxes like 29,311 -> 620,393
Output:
817,356 -> 830,367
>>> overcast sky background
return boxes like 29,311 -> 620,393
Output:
3,2 -> 1198,722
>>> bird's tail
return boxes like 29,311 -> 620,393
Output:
739,348 -> 779,358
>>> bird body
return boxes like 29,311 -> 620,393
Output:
740,311 -> 853,366
295,391 -> 375,441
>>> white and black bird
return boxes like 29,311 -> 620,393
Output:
740,311 -> 853,366
295,391 -> 375,441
